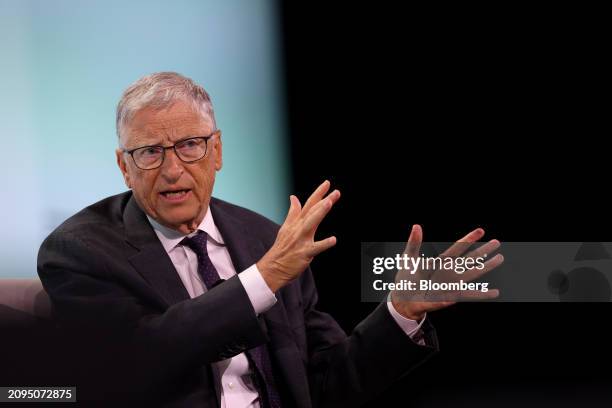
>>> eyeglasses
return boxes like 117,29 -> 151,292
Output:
122,131 -> 218,170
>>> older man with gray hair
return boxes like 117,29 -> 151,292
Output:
38,72 -> 443,407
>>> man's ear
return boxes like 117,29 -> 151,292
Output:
214,131 -> 223,171
116,149 -> 132,188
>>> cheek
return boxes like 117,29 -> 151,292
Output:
132,174 -> 158,205
192,165 -> 216,198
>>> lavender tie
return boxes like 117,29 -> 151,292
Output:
181,231 -> 282,408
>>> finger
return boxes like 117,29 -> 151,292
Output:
389,298 -> 456,314
283,195 -> 302,225
461,253 -> 504,282
404,224 -> 423,258
457,288 -> 500,300
393,299 -> 457,312
422,296 -> 459,307
301,180 -> 331,216
427,289 -> 499,302
441,228 -> 485,257
309,236 -> 337,257
302,191 -> 338,232
429,300 -> 457,310
465,239 -> 500,260
302,190 -> 340,232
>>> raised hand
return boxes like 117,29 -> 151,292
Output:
257,180 -> 340,292
391,225 -> 504,320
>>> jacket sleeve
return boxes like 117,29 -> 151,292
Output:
37,229 -> 269,385
298,267 -> 439,407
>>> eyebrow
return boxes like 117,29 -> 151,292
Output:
128,135 -> 208,149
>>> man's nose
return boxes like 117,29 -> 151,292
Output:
160,148 -> 184,182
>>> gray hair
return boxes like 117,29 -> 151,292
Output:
116,72 -> 216,142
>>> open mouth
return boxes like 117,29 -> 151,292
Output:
160,189 -> 191,200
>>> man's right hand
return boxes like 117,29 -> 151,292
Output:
257,180 -> 340,292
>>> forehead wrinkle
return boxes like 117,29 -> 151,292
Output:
126,113 -> 212,147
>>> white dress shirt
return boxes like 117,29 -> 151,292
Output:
148,207 -> 426,408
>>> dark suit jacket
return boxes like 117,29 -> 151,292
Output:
38,191 -> 438,407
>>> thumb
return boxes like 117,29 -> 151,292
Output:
283,195 -> 302,225
405,224 -> 423,258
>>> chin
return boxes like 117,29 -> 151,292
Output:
162,213 -> 199,228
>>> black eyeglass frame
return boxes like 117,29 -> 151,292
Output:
122,130 -> 219,170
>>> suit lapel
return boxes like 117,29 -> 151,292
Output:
209,199 -> 261,273
123,195 -> 191,307
122,195 -> 309,407
210,198 -> 311,407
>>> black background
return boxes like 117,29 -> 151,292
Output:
281,2 -> 610,406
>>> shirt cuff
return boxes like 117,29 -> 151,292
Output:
239,264 -> 277,315
386,293 -> 426,339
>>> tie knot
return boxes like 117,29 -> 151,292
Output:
180,230 -> 209,255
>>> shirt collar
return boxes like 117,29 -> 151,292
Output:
147,206 -> 225,253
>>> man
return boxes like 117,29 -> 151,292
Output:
38,72 -> 501,407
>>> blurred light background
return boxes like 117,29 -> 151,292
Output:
0,0 -> 289,277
